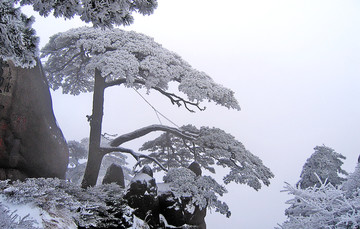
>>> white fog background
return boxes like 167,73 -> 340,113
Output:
23,0 -> 360,228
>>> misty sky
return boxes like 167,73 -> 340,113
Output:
23,0 -> 360,228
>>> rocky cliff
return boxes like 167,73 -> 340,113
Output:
0,59 -> 68,180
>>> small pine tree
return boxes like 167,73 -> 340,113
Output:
297,145 -> 347,189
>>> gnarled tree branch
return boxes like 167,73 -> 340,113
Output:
110,124 -> 198,147
100,146 -> 168,172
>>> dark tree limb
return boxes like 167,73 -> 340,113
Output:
100,147 -> 168,172
110,124 -> 198,147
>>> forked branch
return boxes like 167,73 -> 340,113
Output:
154,87 -> 206,112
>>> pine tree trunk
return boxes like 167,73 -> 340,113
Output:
81,69 -> 105,188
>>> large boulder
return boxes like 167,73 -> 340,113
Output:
0,59 -> 68,180
102,163 -> 125,188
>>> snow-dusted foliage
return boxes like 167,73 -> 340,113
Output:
277,179 -> 360,229
0,178 -> 141,228
41,26 -> 240,110
0,0 -> 39,67
16,0 -> 158,28
164,168 -> 231,217
141,125 -> 274,191
297,145 -> 347,189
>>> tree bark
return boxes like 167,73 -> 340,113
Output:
81,69 -> 105,188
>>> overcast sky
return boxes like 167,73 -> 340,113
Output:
24,0 -> 360,228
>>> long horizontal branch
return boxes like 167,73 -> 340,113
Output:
100,146 -> 168,172
110,124 -> 198,147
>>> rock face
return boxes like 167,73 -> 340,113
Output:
0,59 -> 68,180
102,163 -> 125,188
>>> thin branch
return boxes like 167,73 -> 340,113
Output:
100,147 -> 168,172
155,88 -> 206,112
110,124 -> 198,147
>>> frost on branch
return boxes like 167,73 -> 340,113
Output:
0,0 -> 39,68
41,26 -> 240,110
16,0 -> 158,28
141,125 -> 274,191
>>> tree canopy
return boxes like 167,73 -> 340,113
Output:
41,26 -> 240,111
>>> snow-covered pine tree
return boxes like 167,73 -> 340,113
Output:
297,145 -> 347,189
41,26 -> 247,188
